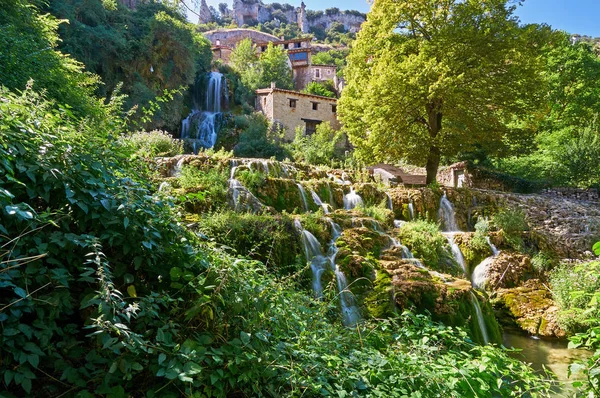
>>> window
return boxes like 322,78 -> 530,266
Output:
289,99 -> 297,108
327,69 -> 332,75
315,69 -> 321,78
305,120 -> 319,135
261,46 -> 266,52
263,97 -> 267,106
290,52 -> 308,62
295,42 -> 301,48
332,105 -> 337,113
312,102 -> 319,111
284,43 -> 289,49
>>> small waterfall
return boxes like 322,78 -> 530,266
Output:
445,233 -> 467,275
486,237 -> 500,257
386,193 -> 393,211
296,183 -> 309,212
439,193 -> 459,232
296,219 -> 360,326
311,190 -> 330,214
326,182 -> 335,209
393,220 -> 406,228
408,202 -> 415,220
172,157 -> 186,177
228,159 -> 263,212
470,291 -> 490,345
181,72 -> 227,153
343,187 -> 364,210
471,256 -> 496,289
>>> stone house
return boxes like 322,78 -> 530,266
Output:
255,85 -> 340,141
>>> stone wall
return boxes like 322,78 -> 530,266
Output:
256,87 -> 339,141
204,29 -> 280,48
542,188 -> 599,202
307,13 -> 366,33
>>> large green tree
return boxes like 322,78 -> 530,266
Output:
338,0 -> 547,183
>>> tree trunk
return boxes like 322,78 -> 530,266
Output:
425,145 -> 441,185
425,102 -> 443,184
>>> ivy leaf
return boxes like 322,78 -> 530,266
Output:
240,331 -> 251,345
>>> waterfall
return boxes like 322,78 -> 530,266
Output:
296,183 -> 309,212
386,193 -> 393,211
228,159 -> 263,212
296,219 -> 361,326
445,233 -> 467,275
470,292 -> 490,345
471,256 -> 496,289
181,72 -> 227,153
311,190 -> 330,214
172,157 -> 186,177
393,220 -> 406,228
408,202 -> 415,220
343,187 -> 364,210
439,193 -> 459,232
326,182 -> 335,209
486,237 -> 500,257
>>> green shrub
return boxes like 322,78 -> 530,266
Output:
551,261 -> 600,333
357,203 -> 393,225
287,122 -> 344,166
531,251 -> 558,274
471,217 -> 491,252
177,165 -> 229,211
397,220 -> 454,272
236,169 -> 266,192
491,208 -> 529,250
121,130 -> 183,158
233,113 -> 290,160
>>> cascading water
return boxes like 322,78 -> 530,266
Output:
486,237 -> 500,257
439,192 -> 459,232
408,202 -> 415,220
343,187 -> 364,210
470,291 -> 490,345
471,238 -> 501,289
310,190 -> 329,214
295,219 -> 360,326
297,183 -> 309,212
386,193 -> 393,211
228,159 -> 263,212
181,72 -> 227,153
445,233 -> 468,275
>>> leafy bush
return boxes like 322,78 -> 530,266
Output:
302,81 -> 337,98
397,220 -> 453,271
194,212 -> 302,276
121,130 -> 183,158
491,208 -> 529,250
177,165 -> 229,212
472,217 -> 492,252
236,169 -> 267,192
233,113 -> 291,160
357,203 -> 394,225
551,261 -> 600,333
288,122 -> 344,166
531,251 -> 558,274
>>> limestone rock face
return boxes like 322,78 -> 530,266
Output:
199,0 -> 212,24
494,280 -> 566,338
472,252 -> 532,291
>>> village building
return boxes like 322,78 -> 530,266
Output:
255,84 -> 340,141
203,29 -> 339,91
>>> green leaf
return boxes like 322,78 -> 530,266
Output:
158,353 -> 166,365
14,287 -> 27,298
593,241 -> 600,256
124,217 -> 129,229
240,331 -> 251,345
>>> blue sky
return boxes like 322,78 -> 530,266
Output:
191,0 -> 600,37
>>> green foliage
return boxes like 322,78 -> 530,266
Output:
491,208 -> 529,250
531,251 -> 558,274
312,49 -> 350,77
0,0 -> 102,117
258,42 -> 294,90
302,81 -> 336,98
339,0 -> 547,183
551,261 -> 600,333
176,165 -> 229,213
397,220 -> 452,271
357,204 -> 393,225
230,39 -> 293,98
236,169 -> 267,192
120,130 -> 183,158
47,0 -> 213,130
233,113 -> 291,160
288,122 -> 344,166
472,218 -> 492,253
193,212 -> 302,275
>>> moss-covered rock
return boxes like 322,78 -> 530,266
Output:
452,232 -> 492,275
493,279 -> 565,338
473,252 -> 533,291
378,250 -> 502,345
